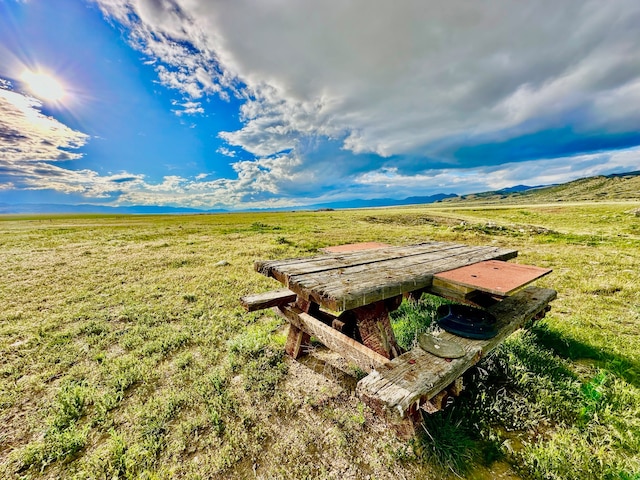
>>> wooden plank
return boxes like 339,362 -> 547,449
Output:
289,246 -> 516,295
356,286 -> 557,417
320,242 -> 391,253
332,247 -> 517,300
274,243 -> 482,286
275,304 -> 389,373
257,241 -> 447,273
283,298 -> 318,358
429,279 -> 477,301
255,242 -> 456,280
285,326 -> 310,359
288,245 -> 486,286
240,289 -> 297,312
287,246 -> 517,311
350,299 -> 401,359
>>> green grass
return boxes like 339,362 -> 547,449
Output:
390,293 -> 451,350
1,202 -> 639,479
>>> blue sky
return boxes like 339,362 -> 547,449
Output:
1,0 -> 640,210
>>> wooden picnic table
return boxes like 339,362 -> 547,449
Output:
242,241 -> 556,438
254,241 -> 518,360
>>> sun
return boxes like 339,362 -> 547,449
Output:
20,69 -> 66,102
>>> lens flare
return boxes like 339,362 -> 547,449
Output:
20,69 -> 66,102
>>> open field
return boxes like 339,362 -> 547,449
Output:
1,201 -> 639,479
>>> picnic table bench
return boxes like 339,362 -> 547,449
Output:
241,241 -> 556,438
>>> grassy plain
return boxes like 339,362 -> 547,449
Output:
0,201 -> 639,479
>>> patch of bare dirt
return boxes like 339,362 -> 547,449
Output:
247,345 -> 434,479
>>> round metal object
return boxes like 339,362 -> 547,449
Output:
436,304 -> 498,340
417,333 -> 466,359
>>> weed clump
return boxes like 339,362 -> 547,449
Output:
18,380 -> 92,472
413,409 -> 479,477
390,293 -> 450,351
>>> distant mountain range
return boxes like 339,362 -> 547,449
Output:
0,193 -> 457,214
441,170 -> 640,205
0,203 -> 227,215
1,171 -> 638,214
304,193 -> 458,210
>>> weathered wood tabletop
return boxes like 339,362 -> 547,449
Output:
255,241 -> 518,312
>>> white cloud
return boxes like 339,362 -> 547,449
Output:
355,148 -> 640,198
92,0 -> 640,197
0,81 -> 312,207
6,1 -> 640,208
216,146 -> 236,157
481,148 -> 640,190
171,99 -> 204,115
3,72 -> 637,208
95,0 -> 230,99
0,85 -> 89,162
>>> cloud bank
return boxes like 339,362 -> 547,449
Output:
0,84 -> 88,162
89,0 -> 640,204
4,1 -> 640,207
0,80 -> 316,207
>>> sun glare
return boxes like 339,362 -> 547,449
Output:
20,69 -> 66,102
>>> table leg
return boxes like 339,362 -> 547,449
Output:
348,296 -> 402,359
284,298 -> 317,359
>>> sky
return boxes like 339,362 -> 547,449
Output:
1,0 -> 640,210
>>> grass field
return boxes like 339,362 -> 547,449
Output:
1,201 -> 639,479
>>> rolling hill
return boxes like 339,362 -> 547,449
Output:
440,171 -> 640,205
2,171 -> 638,215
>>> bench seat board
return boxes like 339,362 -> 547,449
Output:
240,289 -> 297,312
356,286 -> 557,417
